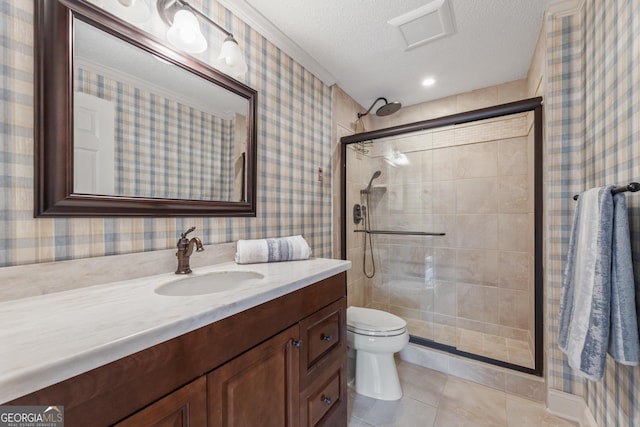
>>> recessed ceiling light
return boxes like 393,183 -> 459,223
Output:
422,77 -> 436,87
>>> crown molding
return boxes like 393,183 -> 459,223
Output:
215,0 -> 337,86
546,0 -> 585,18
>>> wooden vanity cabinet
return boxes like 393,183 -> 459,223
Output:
298,299 -> 347,426
9,272 -> 347,427
114,377 -> 207,427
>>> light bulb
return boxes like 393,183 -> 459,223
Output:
216,36 -> 248,77
166,9 -> 207,54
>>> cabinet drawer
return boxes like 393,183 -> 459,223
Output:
299,299 -> 346,387
301,362 -> 343,427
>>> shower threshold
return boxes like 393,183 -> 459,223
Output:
409,332 -> 538,376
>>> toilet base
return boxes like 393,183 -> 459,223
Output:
354,350 -> 402,401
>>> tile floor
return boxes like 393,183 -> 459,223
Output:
348,361 -> 577,427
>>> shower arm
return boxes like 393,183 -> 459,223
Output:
357,97 -> 389,118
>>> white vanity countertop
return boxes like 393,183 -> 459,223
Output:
0,257 -> 350,403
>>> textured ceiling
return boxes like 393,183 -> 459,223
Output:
237,0 -> 549,109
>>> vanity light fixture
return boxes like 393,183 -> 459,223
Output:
157,0 -> 248,77
104,0 -> 152,23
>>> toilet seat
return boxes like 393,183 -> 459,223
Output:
347,306 -> 407,337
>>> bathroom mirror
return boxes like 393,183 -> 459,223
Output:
35,0 -> 257,217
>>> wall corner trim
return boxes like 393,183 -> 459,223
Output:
546,0 -> 585,18
547,389 -> 598,427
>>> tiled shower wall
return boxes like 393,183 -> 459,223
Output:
0,0 -> 332,269
338,79 -> 532,313
546,0 -> 640,425
346,111 -> 536,367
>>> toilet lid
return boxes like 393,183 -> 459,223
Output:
347,306 -> 407,333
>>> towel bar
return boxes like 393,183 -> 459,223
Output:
354,230 -> 446,236
572,182 -> 640,200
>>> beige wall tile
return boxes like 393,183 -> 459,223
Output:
434,280 -> 456,316
457,86 -> 499,112
456,214 -> 499,249
456,317 -> 499,336
497,79 -> 527,104
431,214 -> 457,247
498,177 -> 530,213
432,180 -> 457,214
457,283 -> 499,324
347,278 -> 366,308
457,249 -> 499,286
455,141 -> 498,179
498,214 -> 529,251
433,247 -> 458,281
421,95 -> 458,120
499,136 -> 528,176
499,288 -> 529,329
456,177 -> 499,213
498,251 -> 529,290
432,146 -> 457,180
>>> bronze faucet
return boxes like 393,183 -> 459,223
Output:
175,227 -> 204,274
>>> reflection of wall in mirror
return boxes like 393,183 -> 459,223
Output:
75,67 -> 236,201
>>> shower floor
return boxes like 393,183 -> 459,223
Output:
406,319 -> 534,369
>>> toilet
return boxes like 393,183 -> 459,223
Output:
346,306 -> 409,401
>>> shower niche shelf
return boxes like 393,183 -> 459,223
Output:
360,185 -> 386,194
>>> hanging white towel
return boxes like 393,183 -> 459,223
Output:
558,186 -> 640,381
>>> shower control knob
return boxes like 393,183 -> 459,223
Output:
321,333 -> 332,342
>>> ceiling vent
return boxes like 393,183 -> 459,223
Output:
388,0 -> 455,50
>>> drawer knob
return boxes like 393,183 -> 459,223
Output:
322,395 -> 332,406
293,340 -> 302,348
320,334 -> 332,342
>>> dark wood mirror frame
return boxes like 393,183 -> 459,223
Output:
34,0 -> 257,217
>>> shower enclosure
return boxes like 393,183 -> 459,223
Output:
341,98 -> 543,375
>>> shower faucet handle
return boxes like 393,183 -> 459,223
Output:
353,204 -> 363,224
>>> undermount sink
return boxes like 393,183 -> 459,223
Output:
155,271 -> 264,296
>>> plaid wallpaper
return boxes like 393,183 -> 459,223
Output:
0,0 -> 332,267
76,68 -> 236,200
546,1 -> 640,425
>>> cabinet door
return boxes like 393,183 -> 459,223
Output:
114,376 -> 207,427
207,325 -> 299,427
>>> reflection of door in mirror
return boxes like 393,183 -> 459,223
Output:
74,92 -> 115,195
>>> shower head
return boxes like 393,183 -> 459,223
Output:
376,101 -> 402,116
357,97 -> 402,119
362,170 -> 382,194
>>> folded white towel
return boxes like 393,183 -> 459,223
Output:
235,235 -> 312,264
